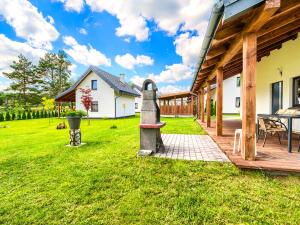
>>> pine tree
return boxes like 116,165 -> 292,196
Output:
36,111 -> 40,119
3,55 -> 42,105
17,113 -> 22,120
37,51 -> 71,98
32,111 -> 36,119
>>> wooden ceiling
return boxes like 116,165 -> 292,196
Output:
192,0 -> 300,93
55,90 -> 75,102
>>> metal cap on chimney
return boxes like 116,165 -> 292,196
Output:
120,74 -> 125,83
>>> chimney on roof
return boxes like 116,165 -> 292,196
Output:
120,74 -> 125,83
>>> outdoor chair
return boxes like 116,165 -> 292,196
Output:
257,117 -> 286,147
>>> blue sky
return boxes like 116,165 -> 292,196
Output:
0,0 -> 213,93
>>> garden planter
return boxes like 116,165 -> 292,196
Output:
67,116 -> 82,130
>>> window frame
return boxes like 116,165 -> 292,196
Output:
135,103 -> 138,109
293,76 -> 300,107
91,80 -> 97,90
91,101 -> 98,112
235,97 -> 240,108
236,77 -> 241,87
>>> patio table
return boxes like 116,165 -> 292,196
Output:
257,113 -> 300,153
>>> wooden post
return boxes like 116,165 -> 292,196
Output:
191,95 -> 194,116
216,68 -> 223,136
197,91 -> 201,119
201,89 -> 205,122
206,81 -> 212,127
242,33 -> 257,161
181,98 -> 183,115
174,97 -> 176,117
58,102 -> 61,118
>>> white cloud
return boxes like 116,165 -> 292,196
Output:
0,34 -> 46,77
54,0 -> 84,13
0,0 -> 59,50
79,28 -> 87,35
115,53 -> 154,70
63,36 -> 111,67
174,31 -> 206,66
85,0 -> 213,41
131,63 -> 192,85
159,85 -> 189,94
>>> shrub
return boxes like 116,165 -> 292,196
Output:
27,112 -> 32,119
0,113 -> 4,122
22,111 -> 26,120
110,125 -> 117,129
55,111 -> 58,117
17,113 -> 22,120
12,112 -> 16,120
5,112 -> 11,121
52,111 -> 55,117
36,111 -> 40,119
65,110 -> 87,117
32,111 -> 36,119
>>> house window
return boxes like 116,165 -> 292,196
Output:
235,97 -> 240,108
91,101 -> 98,112
293,76 -> 300,106
91,80 -> 97,90
236,77 -> 240,87
135,103 -> 138,109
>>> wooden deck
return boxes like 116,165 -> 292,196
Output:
198,119 -> 300,173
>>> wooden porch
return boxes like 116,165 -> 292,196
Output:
158,91 -> 195,117
198,119 -> 300,173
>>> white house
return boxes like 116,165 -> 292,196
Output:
55,66 -> 140,118
131,84 -> 142,113
205,74 -> 241,114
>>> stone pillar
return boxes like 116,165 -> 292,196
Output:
69,129 -> 81,146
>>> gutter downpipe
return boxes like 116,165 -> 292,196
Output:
191,0 -> 224,92
114,92 -> 121,118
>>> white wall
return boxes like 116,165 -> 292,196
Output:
243,35 -> 300,131
206,74 -> 240,114
134,88 -> 142,112
75,71 -> 115,118
115,94 -> 135,117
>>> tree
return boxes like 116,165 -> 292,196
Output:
41,97 -> 55,124
3,55 -> 42,105
37,51 -> 72,98
80,88 -> 92,125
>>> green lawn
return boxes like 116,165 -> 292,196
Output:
0,116 -> 299,224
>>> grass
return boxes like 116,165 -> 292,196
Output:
0,116 -> 299,224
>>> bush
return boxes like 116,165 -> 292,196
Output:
27,112 -> 32,119
32,111 -> 36,119
36,111 -> 40,119
12,112 -> 16,120
5,112 -> 11,121
65,110 -> 87,117
17,113 -> 22,120
52,111 -> 55,117
22,111 -> 26,120
55,110 -> 58,117
0,113 -> 4,122
110,125 -> 117,129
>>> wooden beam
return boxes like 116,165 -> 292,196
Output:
242,33 -> 257,161
216,68 -> 223,136
197,91 -> 201,119
191,96 -> 195,116
201,89 -> 205,122
174,97 -> 176,116
206,81 -> 212,128
205,0 -> 281,84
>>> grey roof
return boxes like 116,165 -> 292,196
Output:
56,66 -> 140,100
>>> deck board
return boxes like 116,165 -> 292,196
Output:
198,119 -> 300,173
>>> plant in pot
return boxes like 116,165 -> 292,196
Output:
65,110 -> 87,130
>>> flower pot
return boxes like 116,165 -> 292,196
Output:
67,116 -> 82,129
